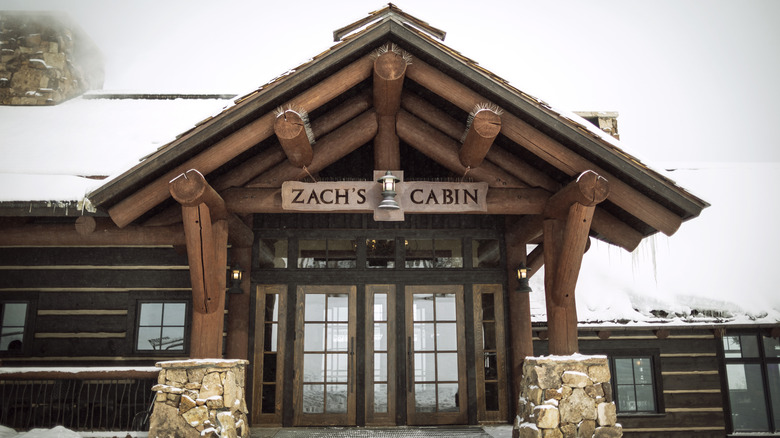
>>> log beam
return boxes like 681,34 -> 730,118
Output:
212,93 -> 372,192
400,92 -> 558,191
544,170 -> 609,219
459,108 -> 501,169
275,109 -> 313,168
170,170 -> 228,221
396,110 -> 524,187
223,186 -> 549,215
107,54 -> 374,228
405,58 -> 683,236
373,50 -> 406,170
247,109 -> 378,187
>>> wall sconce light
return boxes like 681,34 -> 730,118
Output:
228,264 -> 244,294
377,170 -> 401,210
516,263 -> 532,293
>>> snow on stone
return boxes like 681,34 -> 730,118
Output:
0,426 -> 82,438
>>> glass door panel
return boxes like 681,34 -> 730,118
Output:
365,285 -> 396,425
405,285 -> 467,425
294,285 -> 356,426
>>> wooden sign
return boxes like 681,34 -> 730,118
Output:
282,175 -> 487,221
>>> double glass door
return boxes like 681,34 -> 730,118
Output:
255,283 -> 507,426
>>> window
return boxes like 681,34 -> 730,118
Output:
1,302 -> 28,352
136,302 -> 187,352
608,353 -> 661,414
722,331 -> 780,433
298,239 -> 356,268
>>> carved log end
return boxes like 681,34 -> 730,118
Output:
169,170 -> 207,206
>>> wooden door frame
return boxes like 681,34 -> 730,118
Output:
292,285 -> 358,426
364,284 -> 397,425
473,284 -> 510,423
405,284 -> 468,425
251,284 -> 287,426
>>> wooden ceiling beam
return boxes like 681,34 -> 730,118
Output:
405,58 -> 682,236
223,186 -> 549,215
400,92 -> 559,192
212,92 -> 373,193
373,49 -> 407,170
396,109 -> 525,188
459,108 -> 501,169
247,109 -> 379,187
107,54 -> 374,228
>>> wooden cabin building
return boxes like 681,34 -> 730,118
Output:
1,5 -> 777,437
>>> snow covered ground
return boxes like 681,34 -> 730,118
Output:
0,426 -> 147,438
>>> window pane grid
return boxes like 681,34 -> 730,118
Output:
723,332 -> 780,433
137,302 -> 186,351
612,356 -> 655,413
1,302 -> 27,351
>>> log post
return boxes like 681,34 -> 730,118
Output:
169,170 -> 230,358
505,216 -> 534,415
459,107 -> 501,169
373,48 -> 407,170
543,171 -> 609,355
226,215 -> 253,360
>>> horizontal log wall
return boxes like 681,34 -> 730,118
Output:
0,246 -> 205,366
533,328 -> 726,438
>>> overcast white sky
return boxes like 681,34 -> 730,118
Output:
4,0 -> 780,163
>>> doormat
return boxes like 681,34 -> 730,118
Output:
255,426 -> 493,437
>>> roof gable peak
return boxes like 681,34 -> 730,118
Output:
332,3 -> 446,42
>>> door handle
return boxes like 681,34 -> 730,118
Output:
407,336 -> 413,390
350,336 -> 355,393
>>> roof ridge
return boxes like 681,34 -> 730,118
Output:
332,3 -> 446,42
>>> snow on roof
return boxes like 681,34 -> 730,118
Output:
0,94 -> 233,202
530,162 -> 780,327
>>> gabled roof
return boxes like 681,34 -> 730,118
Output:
84,4 -> 707,249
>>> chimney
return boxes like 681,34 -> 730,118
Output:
0,11 -> 103,105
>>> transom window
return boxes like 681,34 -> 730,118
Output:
136,302 -> 187,352
610,355 -> 660,414
0,302 -> 27,352
722,331 -> 780,433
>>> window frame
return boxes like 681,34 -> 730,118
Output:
0,300 -> 32,356
605,349 -> 665,416
134,300 -> 190,355
719,329 -> 780,435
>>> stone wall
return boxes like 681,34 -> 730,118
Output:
515,355 -> 622,438
149,359 -> 249,438
0,11 -> 103,105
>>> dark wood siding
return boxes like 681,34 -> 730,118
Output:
0,245 -> 194,366
534,328 -> 727,437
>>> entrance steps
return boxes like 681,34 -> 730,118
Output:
251,425 -> 513,438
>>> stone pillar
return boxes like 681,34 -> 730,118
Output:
514,355 -> 622,438
149,359 -> 249,438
